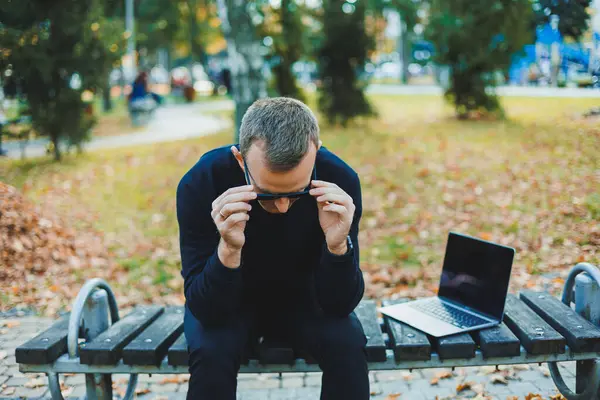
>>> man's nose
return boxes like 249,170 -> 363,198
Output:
274,198 -> 291,213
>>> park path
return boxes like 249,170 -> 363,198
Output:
1,100 -> 234,160
0,315 -> 577,399
3,85 -> 598,160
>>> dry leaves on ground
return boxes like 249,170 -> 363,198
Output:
549,394 -> 566,400
384,394 -> 401,400
525,394 -> 544,400
160,375 -> 189,384
430,370 -> 454,385
490,374 -> 509,385
0,182 -> 118,315
456,381 -> 474,393
24,377 -> 46,388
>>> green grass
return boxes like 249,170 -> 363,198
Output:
1,94 -> 599,312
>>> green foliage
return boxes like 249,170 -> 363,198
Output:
317,0 -> 375,125
586,193 -> 600,220
134,0 -> 184,52
426,0 -> 533,119
0,0 -> 125,160
256,0 -> 311,102
533,0 -> 592,41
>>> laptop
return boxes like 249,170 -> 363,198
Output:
378,232 -> 515,337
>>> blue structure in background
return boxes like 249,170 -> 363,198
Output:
509,22 -> 598,85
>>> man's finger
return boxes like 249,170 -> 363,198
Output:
315,193 -> 351,206
309,186 -> 346,196
322,203 -> 347,215
215,191 -> 257,211
310,180 -> 340,189
221,212 -> 250,231
219,202 -> 252,219
212,185 -> 254,209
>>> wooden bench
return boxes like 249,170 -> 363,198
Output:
16,262 -> 600,400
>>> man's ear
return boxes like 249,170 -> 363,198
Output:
318,140 -> 322,150
230,146 -> 245,171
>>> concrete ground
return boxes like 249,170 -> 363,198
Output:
0,315 -> 579,399
0,100 -> 233,159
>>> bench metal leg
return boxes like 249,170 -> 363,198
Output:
47,372 -> 65,400
574,271 -> 600,397
66,278 -> 139,400
549,263 -> 600,400
82,290 -> 112,400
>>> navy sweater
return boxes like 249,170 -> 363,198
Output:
176,144 -> 364,327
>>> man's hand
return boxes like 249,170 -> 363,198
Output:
310,180 -> 355,255
211,185 -> 257,268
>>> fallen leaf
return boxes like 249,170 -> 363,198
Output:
480,366 -> 499,374
471,383 -> 486,394
549,394 -> 566,400
135,387 -> 151,395
385,394 -> 401,400
2,387 -> 15,395
525,394 -> 543,400
0,351 -> 6,360
430,370 -> 453,385
401,371 -> 412,381
479,232 -> 493,241
435,371 -> 453,379
4,321 -> 20,328
490,374 -> 508,385
456,381 -> 474,393
539,365 -> 551,377
24,377 -> 46,388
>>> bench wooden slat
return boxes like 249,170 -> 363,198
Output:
79,306 -> 164,365
520,290 -> 600,353
434,332 -> 477,360
381,300 -> 431,361
167,333 -> 188,367
503,294 -> 565,355
477,323 -> 520,358
15,313 -> 70,365
259,339 -> 295,365
122,307 -> 184,365
355,300 -> 387,362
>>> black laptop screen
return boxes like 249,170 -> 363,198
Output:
437,232 -> 515,320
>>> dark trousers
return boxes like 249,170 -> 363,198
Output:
183,305 -> 370,399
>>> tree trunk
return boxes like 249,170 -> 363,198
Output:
216,0 -> 267,142
102,77 -> 113,113
399,23 -> 410,85
51,133 -> 61,161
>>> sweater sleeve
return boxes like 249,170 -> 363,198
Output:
176,170 -> 243,327
314,172 -> 364,317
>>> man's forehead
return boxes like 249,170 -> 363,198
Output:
245,142 -> 316,192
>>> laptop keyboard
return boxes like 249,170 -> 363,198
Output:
409,299 -> 489,329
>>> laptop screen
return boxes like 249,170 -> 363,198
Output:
438,232 -> 515,320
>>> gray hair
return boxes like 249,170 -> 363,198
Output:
239,97 -> 320,172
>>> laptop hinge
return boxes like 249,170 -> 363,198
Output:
438,296 -> 498,322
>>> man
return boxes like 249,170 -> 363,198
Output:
176,97 -> 369,399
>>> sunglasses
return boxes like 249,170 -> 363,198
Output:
243,158 -> 317,201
